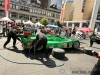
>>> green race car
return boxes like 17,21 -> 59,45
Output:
21,34 -> 80,49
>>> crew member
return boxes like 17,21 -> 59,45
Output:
91,50 -> 100,75
31,29 -> 48,57
82,49 -> 100,75
89,33 -> 96,47
3,27 -> 22,48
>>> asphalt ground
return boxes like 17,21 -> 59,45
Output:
0,37 -> 99,75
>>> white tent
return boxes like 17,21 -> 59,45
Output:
35,22 -> 44,26
24,20 -> 34,25
0,17 -> 13,22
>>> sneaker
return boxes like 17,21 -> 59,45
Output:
12,46 -> 17,48
3,46 -> 6,48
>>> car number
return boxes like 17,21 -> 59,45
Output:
49,46 -> 54,48
64,44 -> 67,48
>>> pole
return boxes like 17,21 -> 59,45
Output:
5,10 -> 9,17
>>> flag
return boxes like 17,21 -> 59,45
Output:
60,9 -> 64,22
4,0 -> 10,10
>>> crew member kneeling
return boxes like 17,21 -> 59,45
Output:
31,29 -> 48,57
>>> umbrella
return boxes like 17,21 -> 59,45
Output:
77,28 -> 94,32
47,24 -> 59,28
0,17 -> 13,22
24,20 -> 34,25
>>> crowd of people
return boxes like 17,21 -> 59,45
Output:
0,21 -> 91,40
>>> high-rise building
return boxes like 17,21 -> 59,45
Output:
64,0 -> 95,21
62,1 -> 73,21
61,0 -> 95,29
0,0 -> 62,22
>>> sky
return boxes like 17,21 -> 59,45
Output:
66,0 -> 74,1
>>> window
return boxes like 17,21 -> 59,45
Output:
30,8 -> 32,12
11,12 -> 18,18
12,4 -> 16,9
46,12 -> 48,16
37,10 -> 39,14
42,11 -> 45,15
42,11 -> 44,14
49,13 -> 51,17
74,23 -> 80,27
16,5 -> 19,9
52,14 -> 55,17
10,4 -> 12,8
82,23 -> 88,27
38,10 -> 41,14
33,9 -> 35,13
20,6 -> 24,9
68,23 -> 72,27
48,13 -> 50,16
0,1 -> 3,6
34,9 -> 37,13
25,7 -> 28,10
0,1 -> 2,6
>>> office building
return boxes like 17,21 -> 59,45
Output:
0,0 -> 62,23
61,0 -> 95,29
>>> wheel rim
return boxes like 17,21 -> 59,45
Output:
74,41 -> 80,49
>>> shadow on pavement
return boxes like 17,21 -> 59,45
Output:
63,48 -> 95,57
92,47 -> 100,50
22,49 -> 68,68
6,47 -> 23,53
64,48 -> 84,54
80,42 -> 87,44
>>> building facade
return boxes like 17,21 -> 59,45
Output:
61,0 -> 95,30
0,0 -> 62,23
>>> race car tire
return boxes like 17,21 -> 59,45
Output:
51,48 -> 65,59
73,41 -> 80,49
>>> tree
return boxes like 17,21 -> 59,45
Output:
54,20 -> 62,27
40,18 -> 49,26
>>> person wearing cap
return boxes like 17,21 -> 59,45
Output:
3,27 -> 22,48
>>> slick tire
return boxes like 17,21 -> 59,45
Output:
73,41 -> 80,49
52,48 -> 65,59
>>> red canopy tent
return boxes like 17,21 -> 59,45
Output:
77,28 -> 94,32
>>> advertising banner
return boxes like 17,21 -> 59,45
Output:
4,0 -> 10,10
31,0 -> 48,8
10,0 -> 19,3
50,0 -> 62,10
60,9 -> 64,22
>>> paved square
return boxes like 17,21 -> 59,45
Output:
0,38 -> 99,75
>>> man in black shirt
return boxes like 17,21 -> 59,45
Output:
31,29 -> 48,57
3,27 -> 22,48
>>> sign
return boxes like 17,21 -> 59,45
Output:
4,0 -> 10,10
50,0 -> 62,10
31,0 -> 48,8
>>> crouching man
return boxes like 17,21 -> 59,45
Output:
31,29 -> 49,58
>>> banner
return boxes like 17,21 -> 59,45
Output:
60,9 -> 64,22
50,0 -> 62,10
31,0 -> 48,8
4,0 -> 10,10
